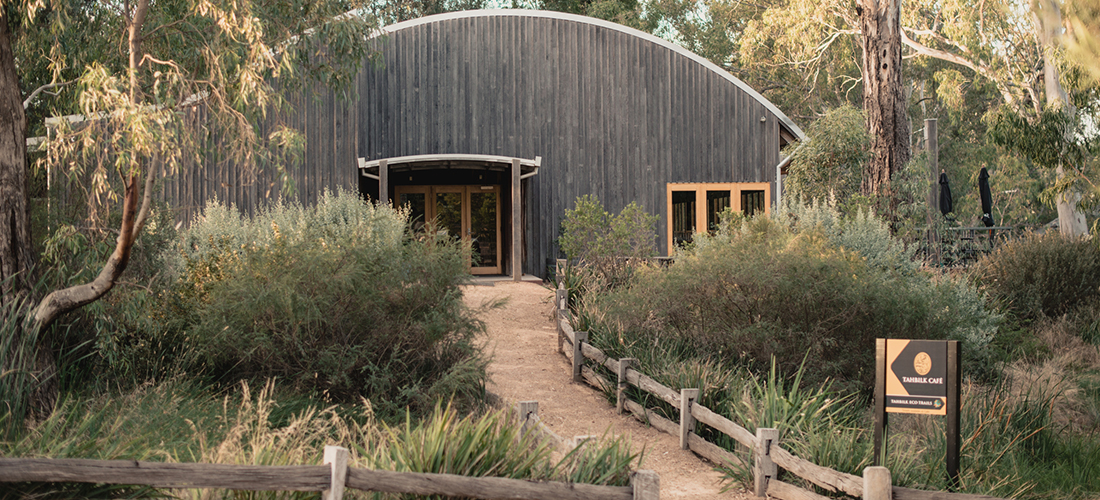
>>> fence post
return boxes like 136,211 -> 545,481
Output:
323,445 -> 349,500
753,428 -> 778,498
679,388 -> 699,450
555,283 -> 568,354
573,331 -> 588,383
863,466 -> 892,500
632,469 -> 660,500
518,401 -> 539,435
617,358 -> 636,414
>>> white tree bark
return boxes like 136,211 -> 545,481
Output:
1036,0 -> 1088,236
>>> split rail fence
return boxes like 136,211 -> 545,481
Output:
0,409 -> 660,500
552,266 -> 1010,500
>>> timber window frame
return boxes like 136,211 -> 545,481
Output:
666,182 -> 771,254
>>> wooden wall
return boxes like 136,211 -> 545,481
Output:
358,10 -> 801,276
155,87 -> 360,224
149,10 -> 803,277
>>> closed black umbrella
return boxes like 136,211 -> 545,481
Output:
939,171 -> 953,217
979,167 -> 994,227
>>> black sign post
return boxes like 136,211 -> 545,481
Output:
946,340 -> 960,488
874,339 -> 960,489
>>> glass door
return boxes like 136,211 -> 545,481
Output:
433,186 -> 465,243
394,185 -> 502,275
468,186 -> 501,275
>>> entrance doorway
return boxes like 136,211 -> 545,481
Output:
395,185 -> 502,275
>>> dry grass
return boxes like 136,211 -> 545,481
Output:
1004,316 -> 1100,434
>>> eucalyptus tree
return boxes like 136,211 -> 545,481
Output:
0,0 -> 376,415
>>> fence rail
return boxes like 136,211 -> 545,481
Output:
0,409 -> 660,500
552,265 -> 1011,500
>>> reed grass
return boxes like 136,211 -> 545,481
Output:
0,381 -> 641,500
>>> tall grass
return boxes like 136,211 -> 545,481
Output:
0,381 -> 642,499
0,294 -> 43,437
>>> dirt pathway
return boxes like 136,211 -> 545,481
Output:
463,281 -> 751,500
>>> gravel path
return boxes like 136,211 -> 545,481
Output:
463,281 -> 751,500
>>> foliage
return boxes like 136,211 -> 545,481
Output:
0,295 -> 42,437
558,194 -> 659,290
583,210 -> 1000,393
974,232 -> 1100,321
988,75 -> 1100,215
0,381 -> 641,499
782,198 -> 919,274
168,190 -> 486,419
369,403 -> 639,490
36,203 -> 186,389
782,105 -> 869,209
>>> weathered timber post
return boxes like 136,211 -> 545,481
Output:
632,469 -> 660,500
572,331 -> 588,383
518,401 -> 539,435
863,466 -> 892,500
680,388 -> 699,450
323,445 -> 349,500
618,358 -> 636,414
555,282 -> 568,354
925,118 -> 941,263
753,428 -> 778,498
511,158 -> 522,281
378,159 -> 389,205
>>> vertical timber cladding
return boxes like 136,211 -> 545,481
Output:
359,10 -> 804,277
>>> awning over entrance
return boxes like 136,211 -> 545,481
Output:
358,154 -> 541,180
357,154 -> 541,282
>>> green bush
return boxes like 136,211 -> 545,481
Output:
558,194 -> 658,290
583,211 -> 1000,392
172,190 -> 487,419
782,105 -> 869,209
974,232 -> 1100,321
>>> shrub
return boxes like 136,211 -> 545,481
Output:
584,211 -> 1001,392
974,232 -> 1100,321
558,194 -> 658,290
783,105 -> 869,209
173,189 -> 487,419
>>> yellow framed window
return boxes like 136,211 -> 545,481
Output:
666,182 -> 770,253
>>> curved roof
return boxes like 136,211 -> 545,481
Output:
381,9 -> 805,141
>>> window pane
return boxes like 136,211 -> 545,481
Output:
435,192 -> 463,241
672,191 -> 696,247
741,190 -> 765,217
706,190 -> 731,232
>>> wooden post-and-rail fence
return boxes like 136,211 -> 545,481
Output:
553,260 -> 1010,500
0,404 -> 661,500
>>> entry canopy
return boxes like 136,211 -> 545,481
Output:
358,154 -> 542,180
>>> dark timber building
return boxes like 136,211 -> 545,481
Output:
158,9 -> 805,279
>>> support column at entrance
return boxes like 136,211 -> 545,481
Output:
379,159 -> 389,205
512,158 -> 521,281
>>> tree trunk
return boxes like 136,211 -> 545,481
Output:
0,15 -> 58,422
0,16 -> 31,301
860,0 -> 910,198
1036,0 -> 1088,236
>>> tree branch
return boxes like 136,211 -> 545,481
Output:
34,174 -> 139,331
22,80 -> 73,109
901,28 -> 1024,114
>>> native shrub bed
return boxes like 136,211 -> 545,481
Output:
164,190 -> 487,418
579,212 -> 1000,393
47,189 -> 488,420
974,232 -> 1100,323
